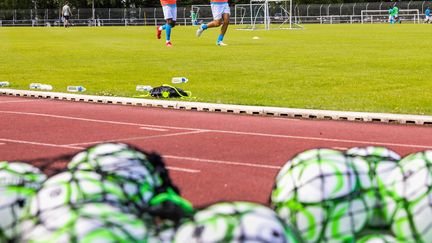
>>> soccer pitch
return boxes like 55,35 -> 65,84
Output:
1,24 -> 431,115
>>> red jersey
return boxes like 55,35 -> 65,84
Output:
160,0 -> 176,6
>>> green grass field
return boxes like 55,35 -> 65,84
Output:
1,24 -> 431,115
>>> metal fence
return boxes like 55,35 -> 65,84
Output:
0,1 -> 430,26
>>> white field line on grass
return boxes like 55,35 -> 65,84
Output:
2,110 -> 432,150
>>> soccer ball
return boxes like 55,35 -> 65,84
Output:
28,169 -> 147,217
271,149 -> 372,242
0,161 -> 46,241
173,201 -> 303,243
346,146 -> 400,227
357,233 -> 396,243
68,142 -> 161,196
20,203 -> 149,242
385,151 -> 432,242
67,143 -> 193,221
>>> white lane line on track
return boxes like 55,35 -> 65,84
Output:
0,111 -> 181,132
164,155 -> 282,170
140,127 -> 168,132
66,130 -> 206,146
1,110 -> 432,150
332,147 -> 348,150
0,138 -> 85,150
0,100 -> 41,104
0,137 -> 279,170
166,166 -> 200,173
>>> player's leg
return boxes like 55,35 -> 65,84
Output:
158,5 -> 176,46
217,12 -> 230,46
196,4 -> 223,37
165,18 -> 176,46
157,6 -> 169,39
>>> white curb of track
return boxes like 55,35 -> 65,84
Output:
1,88 -> 432,125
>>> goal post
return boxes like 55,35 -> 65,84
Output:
235,0 -> 302,30
361,9 -> 420,24
191,5 -> 213,25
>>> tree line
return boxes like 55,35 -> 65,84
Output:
0,0 -> 394,10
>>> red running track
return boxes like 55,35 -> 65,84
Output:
1,95 -> 432,207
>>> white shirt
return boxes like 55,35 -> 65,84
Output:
62,5 -> 71,16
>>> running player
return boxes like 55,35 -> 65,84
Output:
392,4 -> 401,24
425,6 -> 431,23
388,5 -> 394,23
195,0 -> 230,46
156,0 -> 176,47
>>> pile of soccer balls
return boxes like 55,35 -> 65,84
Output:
1,143 -> 432,242
271,147 -> 432,242
0,142 -> 302,242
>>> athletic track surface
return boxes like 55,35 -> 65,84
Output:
1,95 -> 432,207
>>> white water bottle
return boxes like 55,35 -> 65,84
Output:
0,81 -> 9,87
29,83 -> 42,89
172,77 -> 188,84
136,85 -> 153,92
40,84 -> 53,90
67,86 -> 86,92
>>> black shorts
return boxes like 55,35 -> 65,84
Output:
64,16 -> 70,20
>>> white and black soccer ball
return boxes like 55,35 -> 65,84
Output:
173,201 -> 303,243
385,151 -> 432,242
0,161 -> 46,241
21,203 -> 149,242
346,146 -> 400,227
271,149 -> 372,242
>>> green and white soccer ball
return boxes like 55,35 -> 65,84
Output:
67,143 -> 193,222
385,151 -> 432,242
357,233 -> 397,243
174,201 -> 303,243
28,169 -> 148,217
271,149 -> 372,242
346,146 -> 400,227
69,142 -> 161,197
0,161 -> 46,241
21,203 -> 149,242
